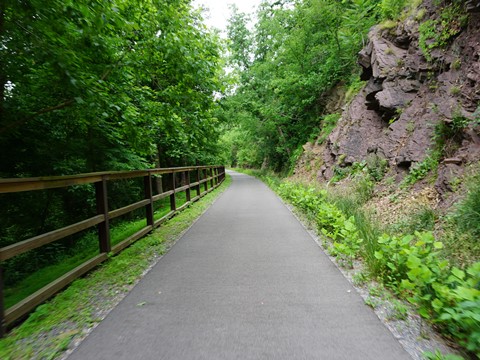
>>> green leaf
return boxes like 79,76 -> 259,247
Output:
433,241 -> 444,249
451,267 -> 465,281
400,279 -> 415,290
418,307 -> 431,319
406,255 -> 422,269
453,286 -> 480,301
431,298 -> 443,311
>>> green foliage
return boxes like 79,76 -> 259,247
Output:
330,154 -> 387,185
402,152 -> 441,187
379,19 -> 399,30
345,76 -> 367,104
375,232 -> 480,356
331,161 -> 367,183
451,58 -> 462,70
379,0 -> 407,20
219,0 -> 382,172
423,350 -> 465,360
418,3 -> 468,61
251,174 -> 480,357
1,0 -> 224,176
227,5 -> 253,72
277,182 -> 362,267
374,231 -> 445,292
439,171 -> 480,268
366,153 -> 389,181
317,113 -> 341,144
404,111 -> 480,188
452,173 -> 480,238
0,0 -> 225,287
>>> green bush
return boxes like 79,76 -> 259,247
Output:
366,153 -> 389,182
418,3 -> 468,62
380,0 -> 407,20
374,232 -> 480,357
278,182 -> 362,267
274,179 -> 480,357
452,174 -> 480,237
317,113 -> 341,145
402,153 -> 440,187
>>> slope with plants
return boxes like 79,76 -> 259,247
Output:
220,0 -> 480,358
218,0 -> 380,172
292,0 -> 480,266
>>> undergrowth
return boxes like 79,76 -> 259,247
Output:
0,176 -> 230,360
240,168 -> 480,358
418,2 -> 468,62
3,192 -> 188,308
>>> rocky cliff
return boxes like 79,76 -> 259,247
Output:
296,1 -> 480,207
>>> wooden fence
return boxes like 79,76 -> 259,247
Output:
0,165 -> 226,336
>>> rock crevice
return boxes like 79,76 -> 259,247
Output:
303,3 -> 480,199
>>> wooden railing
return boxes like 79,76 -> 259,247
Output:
0,165 -> 226,336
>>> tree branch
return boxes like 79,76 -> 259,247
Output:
0,55 -> 125,135
0,99 -> 75,135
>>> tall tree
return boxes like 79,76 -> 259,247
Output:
0,0 -> 224,281
218,0 -> 381,172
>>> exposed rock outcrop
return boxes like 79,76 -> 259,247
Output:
297,1 -> 480,202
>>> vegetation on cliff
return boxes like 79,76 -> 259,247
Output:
220,0 -> 480,357
218,0 -> 382,172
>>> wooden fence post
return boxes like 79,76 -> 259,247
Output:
196,168 -> 201,197
170,172 -> 176,211
144,174 -> 154,226
203,169 -> 208,192
210,168 -> 214,188
185,170 -> 191,202
0,265 -> 5,337
95,178 -> 111,254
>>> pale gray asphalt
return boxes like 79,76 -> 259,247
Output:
68,171 -> 411,360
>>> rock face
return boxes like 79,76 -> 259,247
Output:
300,2 -> 480,200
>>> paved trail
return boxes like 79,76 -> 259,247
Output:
68,171 -> 410,360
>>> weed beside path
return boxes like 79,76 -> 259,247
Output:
0,176 -> 231,360
234,168 -> 478,360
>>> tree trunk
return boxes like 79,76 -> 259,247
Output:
277,126 -> 291,157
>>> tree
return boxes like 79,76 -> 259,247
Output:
218,0 -> 381,172
0,0 -> 224,284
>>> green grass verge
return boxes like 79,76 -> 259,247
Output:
4,192 -> 188,308
235,168 -> 479,358
0,175 -> 231,360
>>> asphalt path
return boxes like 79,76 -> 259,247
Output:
68,171 -> 411,360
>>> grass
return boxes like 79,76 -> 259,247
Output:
389,207 -> 437,235
3,191 -> 190,308
237,167 -> 479,358
0,175 -> 231,360
439,172 -> 480,267
452,173 -> 480,237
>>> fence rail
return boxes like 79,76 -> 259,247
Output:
0,165 -> 226,336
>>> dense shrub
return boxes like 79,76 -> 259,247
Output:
274,179 -> 480,357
